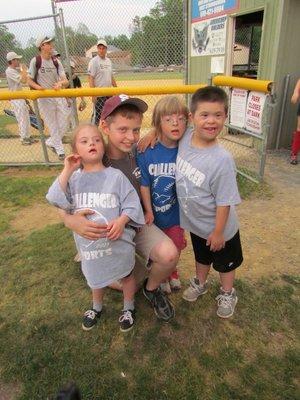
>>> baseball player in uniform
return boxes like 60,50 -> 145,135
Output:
27,36 -> 69,160
88,39 -> 117,126
5,52 -> 33,145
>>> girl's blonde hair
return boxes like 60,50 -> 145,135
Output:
151,96 -> 189,136
71,123 -> 104,152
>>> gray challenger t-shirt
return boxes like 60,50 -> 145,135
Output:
28,57 -> 66,89
176,127 -> 241,241
46,167 -> 145,289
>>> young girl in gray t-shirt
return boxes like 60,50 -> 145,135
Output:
46,123 -> 144,332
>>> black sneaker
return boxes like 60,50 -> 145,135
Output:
82,309 -> 101,331
143,279 -> 175,322
58,153 -> 65,161
119,309 -> 135,332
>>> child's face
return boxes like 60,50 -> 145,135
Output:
101,113 -> 142,157
74,127 -> 105,164
160,113 -> 187,146
191,101 -> 227,144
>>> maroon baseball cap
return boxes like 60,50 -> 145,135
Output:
101,94 -> 148,120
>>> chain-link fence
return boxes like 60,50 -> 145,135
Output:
232,12 -> 263,79
0,0 -> 186,164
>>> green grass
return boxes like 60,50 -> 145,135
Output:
0,168 -> 298,400
237,174 -> 273,199
0,224 -> 299,399
0,114 -> 18,138
0,174 -> 55,207
78,71 -> 183,84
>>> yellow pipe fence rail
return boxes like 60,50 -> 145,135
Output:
212,75 -> 273,93
0,84 -> 205,101
0,76 -> 273,101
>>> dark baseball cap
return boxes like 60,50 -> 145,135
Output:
101,94 -> 148,120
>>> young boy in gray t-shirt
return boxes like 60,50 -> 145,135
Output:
46,123 -> 144,332
176,86 -> 243,318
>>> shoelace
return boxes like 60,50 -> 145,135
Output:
84,310 -> 97,319
190,278 -> 205,293
154,288 -> 172,310
119,310 -> 133,324
216,294 -> 233,309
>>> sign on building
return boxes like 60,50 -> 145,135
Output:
191,0 -> 239,22
245,91 -> 266,134
230,88 -> 248,128
191,16 -> 227,57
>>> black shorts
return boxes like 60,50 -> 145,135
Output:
297,103 -> 300,116
190,230 -> 243,273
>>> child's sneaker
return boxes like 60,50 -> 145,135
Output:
82,309 -> 101,331
143,279 -> 175,322
169,277 -> 181,291
21,137 -> 32,145
160,280 -> 171,294
290,154 -> 298,165
182,277 -> 208,302
215,288 -> 238,318
119,309 -> 135,332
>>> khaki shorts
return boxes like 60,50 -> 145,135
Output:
132,224 -> 173,287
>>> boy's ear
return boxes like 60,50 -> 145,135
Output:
99,119 -> 109,136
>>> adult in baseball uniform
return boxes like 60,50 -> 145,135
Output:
27,36 -> 69,160
88,39 -> 117,126
5,52 -> 33,145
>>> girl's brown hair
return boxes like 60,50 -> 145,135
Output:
151,96 -> 189,136
71,123 -> 104,153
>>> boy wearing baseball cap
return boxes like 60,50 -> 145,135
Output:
27,36 -> 70,160
5,52 -> 33,145
60,94 -> 178,322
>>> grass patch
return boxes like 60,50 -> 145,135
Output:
0,220 -> 299,399
0,114 -> 17,138
237,173 -> 273,199
0,175 -> 55,207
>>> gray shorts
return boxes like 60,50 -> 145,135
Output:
134,223 -> 172,264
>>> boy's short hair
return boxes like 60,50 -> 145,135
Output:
190,86 -> 228,115
101,94 -> 148,123
152,95 -> 189,136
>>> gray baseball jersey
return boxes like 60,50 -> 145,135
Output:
176,127 -> 241,241
5,67 -> 22,91
28,57 -> 66,88
87,56 -> 113,87
46,167 -> 145,289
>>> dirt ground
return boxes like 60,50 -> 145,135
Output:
7,149 -> 300,282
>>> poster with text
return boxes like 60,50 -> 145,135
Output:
230,88 -> 248,128
192,0 -> 239,22
245,91 -> 267,134
191,16 -> 227,57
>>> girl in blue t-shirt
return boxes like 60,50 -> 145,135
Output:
137,96 -> 189,293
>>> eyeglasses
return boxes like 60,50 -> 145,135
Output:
161,116 -> 187,125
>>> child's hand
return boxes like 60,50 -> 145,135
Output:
137,128 -> 157,152
144,210 -> 154,225
64,154 -> 81,173
106,216 -> 128,240
206,231 -> 225,252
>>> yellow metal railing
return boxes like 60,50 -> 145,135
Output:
212,76 -> 273,93
0,84 -> 206,101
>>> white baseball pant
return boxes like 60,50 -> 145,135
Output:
38,97 -> 70,155
11,99 -> 31,140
